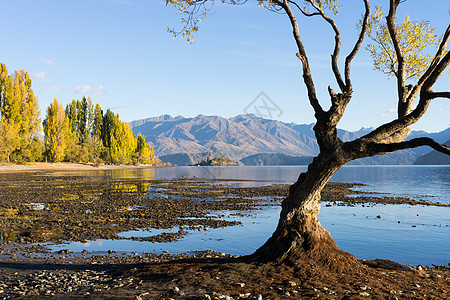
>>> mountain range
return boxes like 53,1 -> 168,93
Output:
128,114 -> 450,166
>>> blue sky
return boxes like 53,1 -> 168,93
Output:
2,0 -> 449,132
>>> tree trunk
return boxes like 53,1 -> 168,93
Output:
247,153 -> 359,270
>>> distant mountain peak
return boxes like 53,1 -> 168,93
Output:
128,113 -> 449,166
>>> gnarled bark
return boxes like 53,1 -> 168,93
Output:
247,153 -> 359,271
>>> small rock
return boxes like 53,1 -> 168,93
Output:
359,291 -> 370,297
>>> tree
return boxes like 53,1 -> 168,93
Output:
100,109 -> 138,164
92,103 -> 103,140
0,65 -> 42,163
43,98 -> 70,162
167,0 -> 450,266
135,133 -> 155,165
12,70 -> 42,162
0,120 -> 20,162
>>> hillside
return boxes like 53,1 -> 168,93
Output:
240,153 -> 314,166
414,139 -> 450,165
129,114 -> 450,166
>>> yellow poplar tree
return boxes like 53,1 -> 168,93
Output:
43,99 -> 70,162
135,133 -> 155,165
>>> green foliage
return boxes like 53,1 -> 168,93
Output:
101,109 -> 138,164
134,133 -> 155,165
65,96 -> 94,144
92,103 -> 103,139
365,6 -> 439,80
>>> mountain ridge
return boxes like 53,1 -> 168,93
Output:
129,114 -> 450,166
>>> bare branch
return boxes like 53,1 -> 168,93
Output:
306,0 -> 345,92
423,50 -> 450,89
275,0 -> 325,116
358,76 -> 448,143
368,137 -> 450,156
288,1 -> 320,17
344,0 -> 370,89
426,91 -> 450,100
386,0 -> 408,116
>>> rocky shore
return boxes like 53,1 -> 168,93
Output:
0,168 -> 448,299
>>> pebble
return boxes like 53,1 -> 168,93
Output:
0,269 -> 119,298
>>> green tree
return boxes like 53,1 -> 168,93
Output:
168,0 -> 450,266
43,99 -> 70,162
92,103 -> 103,140
100,109 -> 138,164
77,96 -> 93,144
134,133 -> 155,165
63,97 -> 98,163
0,63 -> 9,120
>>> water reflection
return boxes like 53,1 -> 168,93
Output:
49,165 -> 450,266
54,167 -> 156,179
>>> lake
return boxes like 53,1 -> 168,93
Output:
53,165 -> 450,266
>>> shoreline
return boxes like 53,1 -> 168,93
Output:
0,162 -> 159,173
0,169 -> 448,298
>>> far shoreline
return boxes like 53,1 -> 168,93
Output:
0,162 -> 160,173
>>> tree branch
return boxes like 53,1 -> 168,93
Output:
288,1 -> 320,17
423,50 -> 450,90
386,0 -> 408,117
357,8 -> 449,144
276,0 -> 325,116
368,137 -> 450,156
407,25 -> 450,105
426,91 -> 450,100
306,0 -> 345,92
344,0 -> 370,90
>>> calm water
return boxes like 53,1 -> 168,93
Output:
54,165 -> 450,266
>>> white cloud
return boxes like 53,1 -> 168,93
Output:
71,85 -> 106,95
40,86 -> 59,93
41,58 -> 54,65
92,85 -> 106,95
34,71 -> 47,80
72,85 -> 92,94
110,104 -> 131,110
380,108 -> 396,117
